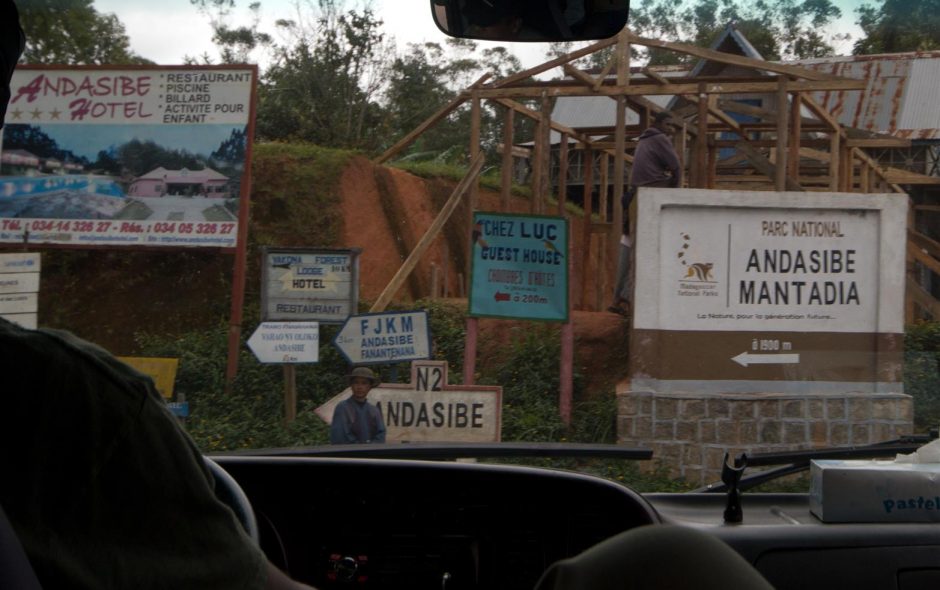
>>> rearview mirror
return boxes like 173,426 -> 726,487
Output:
430,0 -> 630,42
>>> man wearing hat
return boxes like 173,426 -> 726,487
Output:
330,367 -> 387,444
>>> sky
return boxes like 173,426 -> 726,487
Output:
91,0 -> 869,70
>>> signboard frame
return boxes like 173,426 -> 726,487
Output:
468,211 -> 569,322
1,65 -> 258,251
332,310 -> 432,366
630,188 -> 907,394
261,246 -> 361,324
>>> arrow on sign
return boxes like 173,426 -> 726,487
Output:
494,291 -> 510,302
731,352 -> 800,367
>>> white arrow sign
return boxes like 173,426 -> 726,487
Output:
333,310 -> 431,365
247,322 -> 319,364
731,352 -> 800,367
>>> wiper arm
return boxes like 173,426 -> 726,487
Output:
222,442 -> 653,461
696,431 -> 938,493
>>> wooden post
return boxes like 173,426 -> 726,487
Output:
470,92 -> 481,211
430,262 -> 440,299
501,106 -> 514,210
597,153 -> 610,310
696,85 -> 708,188
538,91 -> 552,215
829,132 -> 840,191
706,137 -> 717,189
788,91 -> 802,181
610,29 -> 629,316
463,317 -> 478,385
677,121 -> 688,185
558,133 -> 569,216
560,320 -> 573,426
283,365 -> 297,424
775,76 -> 789,191
580,148 -> 594,310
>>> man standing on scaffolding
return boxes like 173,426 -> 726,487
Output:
609,111 -> 682,316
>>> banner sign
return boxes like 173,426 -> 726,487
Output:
0,66 -> 256,248
261,247 -> 360,324
469,212 -> 569,322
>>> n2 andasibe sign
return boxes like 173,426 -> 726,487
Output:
469,212 -> 568,322
0,67 -> 256,249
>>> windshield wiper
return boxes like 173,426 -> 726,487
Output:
221,442 -> 653,461
695,431 -> 939,493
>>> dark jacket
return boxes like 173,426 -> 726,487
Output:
330,397 -> 387,444
1,0 -> 26,129
629,127 -> 681,188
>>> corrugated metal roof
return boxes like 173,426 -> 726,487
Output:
795,52 -> 940,141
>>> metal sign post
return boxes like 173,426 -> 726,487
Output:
247,321 -> 320,423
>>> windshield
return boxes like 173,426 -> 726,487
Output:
3,0 -> 938,494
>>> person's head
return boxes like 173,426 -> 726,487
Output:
347,366 -> 379,401
652,111 -> 676,135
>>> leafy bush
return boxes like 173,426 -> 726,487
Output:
905,321 -> 940,431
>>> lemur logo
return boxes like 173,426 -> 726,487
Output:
677,233 -> 715,282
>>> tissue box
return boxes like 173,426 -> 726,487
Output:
810,460 -> 940,523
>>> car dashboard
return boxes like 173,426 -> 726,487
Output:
213,456 -> 659,589
214,455 -> 940,590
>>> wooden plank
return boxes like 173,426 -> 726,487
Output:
626,32 -> 841,81
580,148 -> 594,311
788,92 -> 802,181
909,229 -> 940,261
558,133 -> 569,215
736,142 -> 803,192
846,138 -> 912,148
470,92 -> 481,211
829,132 -> 840,191
500,107 -> 513,210
492,37 -> 619,88
493,97 -> 594,146
374,92 -> 468,164
695,86 -> 708,188
474,78 -> 867,99
775,77 -> 789,191
907,274 -> 940,320
371,154 -> 485,313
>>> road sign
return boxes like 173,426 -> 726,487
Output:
247,322 -> 320,364
0,252 -> 39,329
117,356 -> 180,398
333,310 -> 431,365
469,212 -> 569,322
316,361 -> 502,443
261,248 -> 360,324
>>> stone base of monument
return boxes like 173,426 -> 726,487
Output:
616,389 -> 914,486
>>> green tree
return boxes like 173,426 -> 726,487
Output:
854,0 -> 940,54
17,0 -> 150,65
189,0 -> 273,63
256,0 -> 392,149
628,0 -> 844,63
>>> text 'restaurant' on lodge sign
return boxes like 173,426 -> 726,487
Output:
0,67 -> 256,248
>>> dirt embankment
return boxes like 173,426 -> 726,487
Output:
39,156 -> 629,393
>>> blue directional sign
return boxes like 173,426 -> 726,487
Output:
469,212 -> 569,322
333,310 -> 432,365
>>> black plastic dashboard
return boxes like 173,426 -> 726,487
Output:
213,456 -> 659,589
214,456 -> 940,590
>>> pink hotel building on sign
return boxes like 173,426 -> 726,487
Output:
128,166 -> 230,198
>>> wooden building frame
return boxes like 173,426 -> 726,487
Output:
374,29 -> 940,324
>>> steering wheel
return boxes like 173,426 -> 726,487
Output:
204,457 -> 259,543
